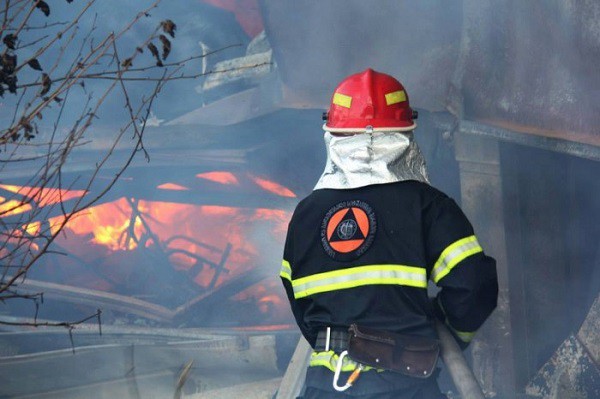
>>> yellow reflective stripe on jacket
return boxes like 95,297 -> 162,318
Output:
292,264 -> 427,299
309,351 -> 379,372
431,235 -> 483,283
437,296 -> 476,343
280,260 -> 292,282
451,327 -> 476,343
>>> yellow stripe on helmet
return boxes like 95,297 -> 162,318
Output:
385,90 -> 406,105
333,92 -> 352,108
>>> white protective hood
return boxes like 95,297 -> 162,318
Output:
314,131 -> 429,190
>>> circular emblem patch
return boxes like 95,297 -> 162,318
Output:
321,200 -> 376,260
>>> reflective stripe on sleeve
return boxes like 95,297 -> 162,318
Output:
280,260 -> 292,282
437,296 -> 476,343
452,328 -> 476,343
292,264 -> 427,299
431,235 -> 483,283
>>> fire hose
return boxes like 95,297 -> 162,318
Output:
435,320 -> 486,399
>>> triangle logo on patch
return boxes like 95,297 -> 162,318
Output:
321,201 -> 376,260
329,208 -> 365,242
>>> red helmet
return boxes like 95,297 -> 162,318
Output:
323,69 -> 417,133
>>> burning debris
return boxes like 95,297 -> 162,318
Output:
1,169 -> 296,329
0,166 -> 299,397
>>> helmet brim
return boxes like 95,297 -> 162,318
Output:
323,122 -> 417,133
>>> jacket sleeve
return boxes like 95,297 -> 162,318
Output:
280,216 -> 318,347
425,195 -> 498,347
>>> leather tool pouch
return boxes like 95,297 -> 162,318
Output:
347,324 -> 440,378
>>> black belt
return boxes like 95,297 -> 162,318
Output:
314,328 -> 350,352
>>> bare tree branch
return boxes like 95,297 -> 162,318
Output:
0,0 -> 265,333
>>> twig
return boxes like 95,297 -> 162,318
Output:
15,44 -> 242,89
0,308 -> 102,327
5,21 -> 69,31
13,1 -> 96,74
173,360 -> 194,399
0,0 -> 268,333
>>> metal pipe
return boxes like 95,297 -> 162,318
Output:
435,320 -> 486,399
459,119 -> 600,162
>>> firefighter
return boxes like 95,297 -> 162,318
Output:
280,69 -> 498,398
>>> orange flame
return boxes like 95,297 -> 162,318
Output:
0,184 -> 84,247
157,183 -> 189,191
249,175 -> 296,198
0,197 -> 32,217
0,184 -> 86,208
23,221 -> 41,236
55,197 -> 292,289
56,198 -> 145,251
7,173 -> 297,324
196,171 -> 239,185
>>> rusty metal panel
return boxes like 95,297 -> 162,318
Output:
261,1 -> 600,141
499,142 -> 600,394
452,1 -> 600,136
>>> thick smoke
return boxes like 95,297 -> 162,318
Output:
2,1 -> 599,397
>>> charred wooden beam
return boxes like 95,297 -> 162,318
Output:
11,278 -> 175,322
173,269 -> 265,324
208,242 -> 232,289
9,264 -> 273,327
